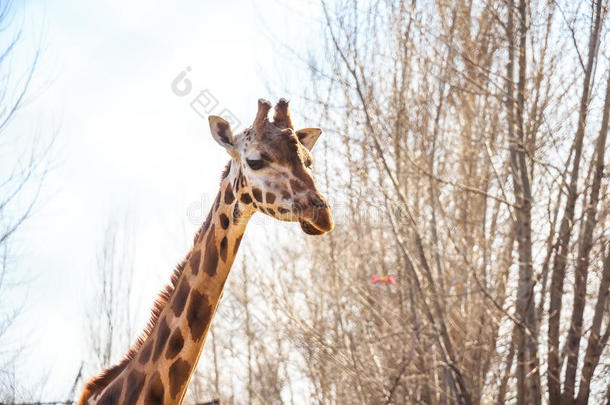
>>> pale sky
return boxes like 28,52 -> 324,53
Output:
2,0 -> 323,400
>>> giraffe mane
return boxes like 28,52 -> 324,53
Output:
79,162 -> 232,403
79,260 -> 186,402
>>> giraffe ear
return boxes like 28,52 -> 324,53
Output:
208,116 -> 236,151
295,128 -> 322,151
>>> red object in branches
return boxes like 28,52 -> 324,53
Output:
370,275 -> 396,285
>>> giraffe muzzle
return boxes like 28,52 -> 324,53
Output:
298,194 -> 333,235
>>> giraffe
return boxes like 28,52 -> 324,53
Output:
79,98 -> 333,404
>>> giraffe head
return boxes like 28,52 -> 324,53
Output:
208,98 -> 333,235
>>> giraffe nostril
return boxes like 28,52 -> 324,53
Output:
309,195 -> 327,209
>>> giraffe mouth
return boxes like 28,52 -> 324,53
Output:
300,220 -> 326,235
299,209 -> 333,235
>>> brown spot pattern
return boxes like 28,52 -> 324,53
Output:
252,187 -> 263,202
266,192 -> 276,204
124,370 -> 146,405
267,208 -> 276,216
171,278 -> 190,317
220,237 -> 228,262
169,358 -> 191,399
189,249 -> 201,275
290,179 -> 305,193
224,184 -> 235,204
233,203 -> 240,222
145,371 -> 164,405
186,289 -> 213,341
197,210 -> 213,243
203,224 -> 218,276
165,329 -> 184,360
278,207 -> 289,214
240,193 -> 252,204
221,162 -> 231,179
153,318 -> 170,362
233,234 -> 243,255
139,338 -> 154,364
219,213 -> 230,229
99,378 -> 123,405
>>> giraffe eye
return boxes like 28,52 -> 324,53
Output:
246,159 -> 266,170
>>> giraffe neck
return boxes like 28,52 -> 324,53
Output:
148,169 -> 251,402
84,161 -> 254,404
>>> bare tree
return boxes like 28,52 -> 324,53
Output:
84,214 -> 136,374
0,0 -> 53,401
255,0 -> 610,404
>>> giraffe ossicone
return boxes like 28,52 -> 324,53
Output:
79,98 -> 333,404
